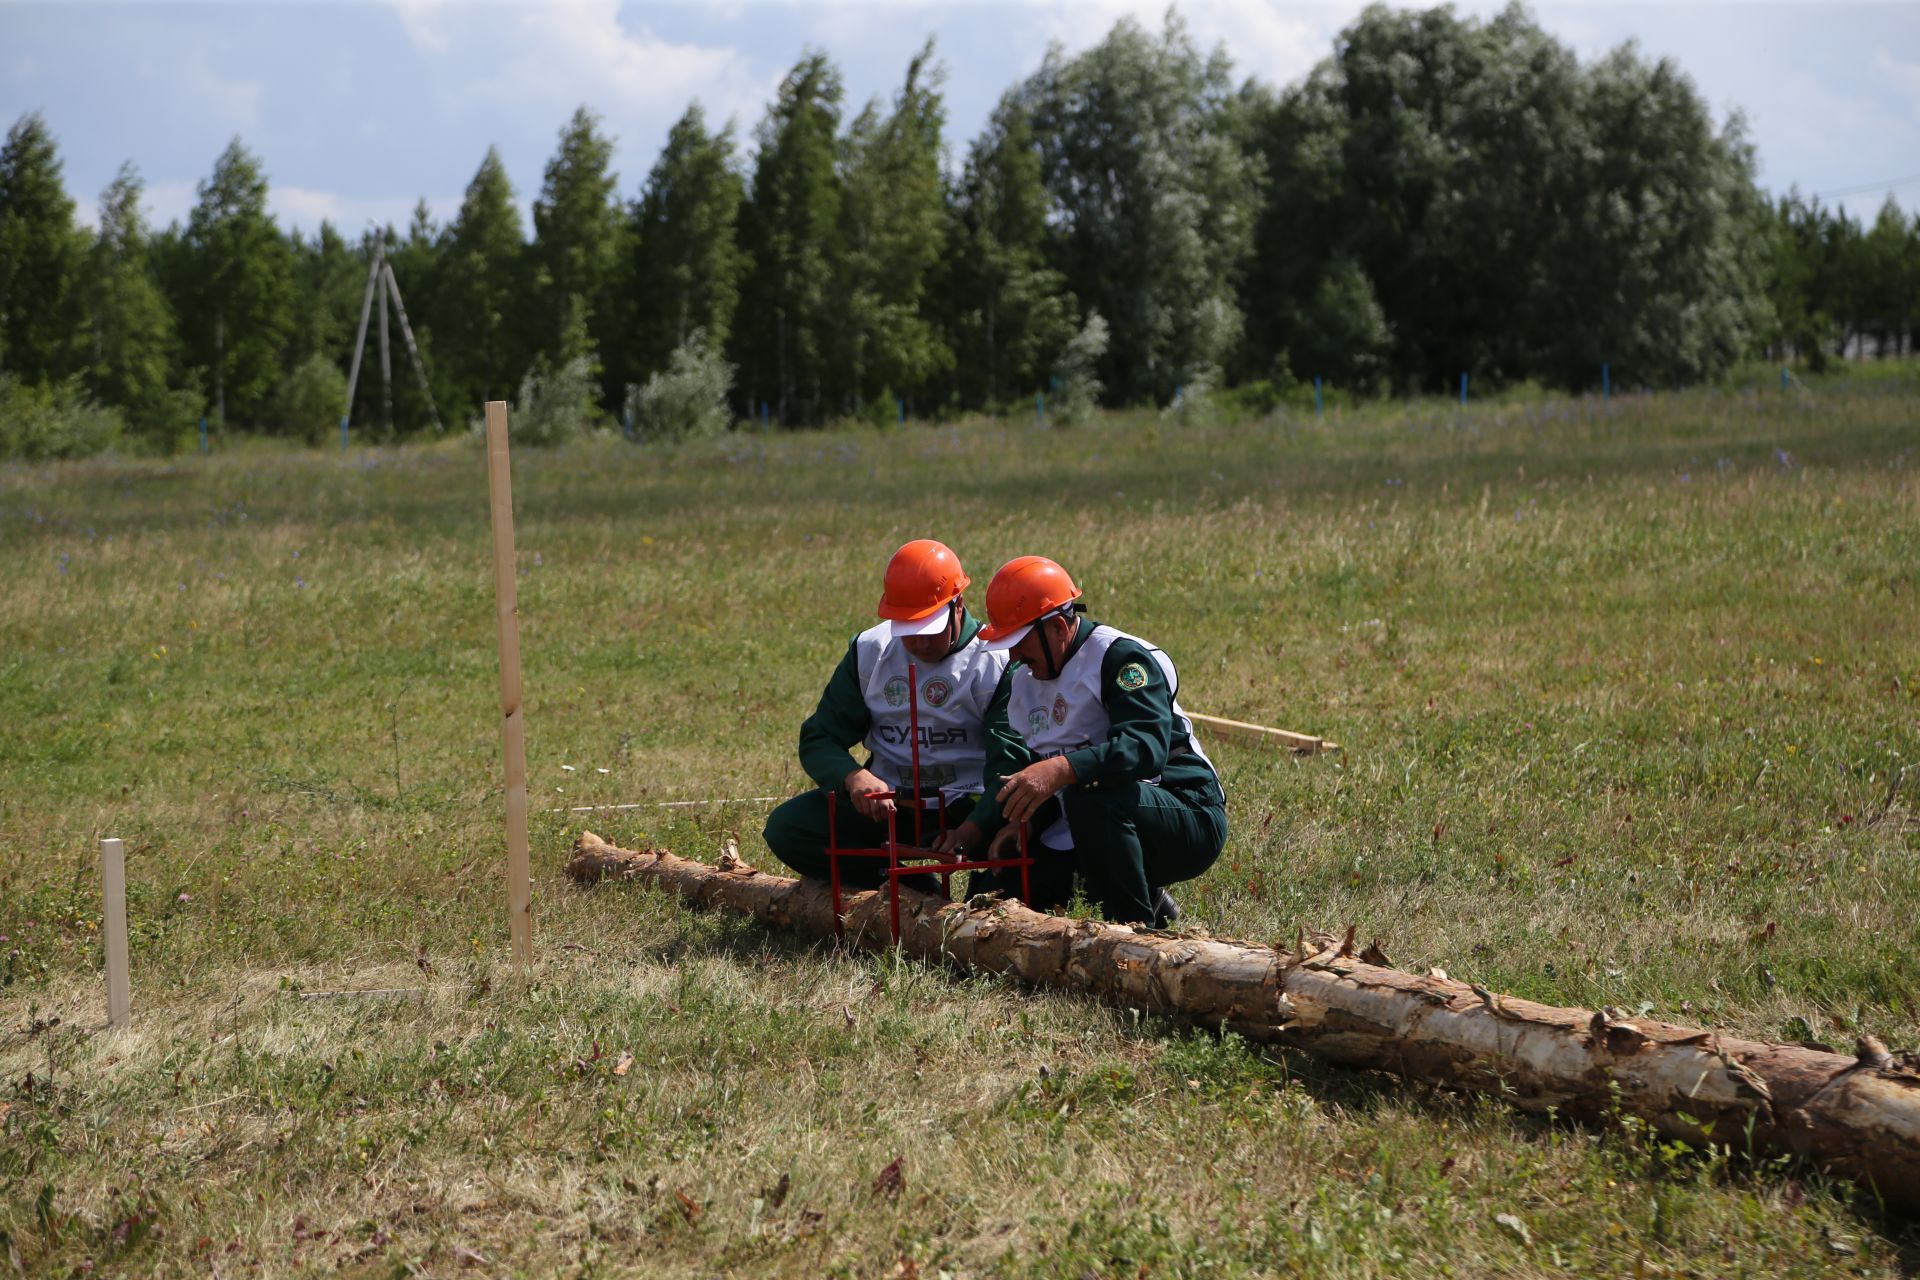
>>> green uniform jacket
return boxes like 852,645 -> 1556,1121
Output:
970,615 -> 1223,834
796,608 -> 1033,798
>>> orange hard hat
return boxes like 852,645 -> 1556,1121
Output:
877,540 -> 970,627
979,556 -> 1082,648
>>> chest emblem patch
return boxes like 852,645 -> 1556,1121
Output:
922,678 -> 952,708
1027,708 -> 1051,736
1116,662 -> 1149,691
1052,695 -> 1069,725
883,677 -> 908,708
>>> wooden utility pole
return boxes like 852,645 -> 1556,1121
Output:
340,241 -> 442,442
377,251 -> 393,436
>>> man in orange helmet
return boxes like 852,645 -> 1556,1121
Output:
761,539 -> 1028,888
937,555 -> 1226,927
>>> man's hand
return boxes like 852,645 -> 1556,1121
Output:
844,767 -> 896,819
987,823 -> 1023,857
930,819 -> 985,860
995,756 -> 1077,825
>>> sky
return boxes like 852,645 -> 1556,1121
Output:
3,0 -> 1918,239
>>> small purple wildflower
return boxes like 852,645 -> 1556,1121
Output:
294,576 -> 306,589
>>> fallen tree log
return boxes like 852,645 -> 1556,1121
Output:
567,831 -> 1920,1212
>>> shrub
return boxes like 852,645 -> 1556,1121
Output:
1216,378 -> 1285,421
512,353 -> 596,447
625,331 -> 734,443
1162,365 -> 1221,427
278,353 -> 349,445
1050,311 -> 1108,426
0,375 -> 123,460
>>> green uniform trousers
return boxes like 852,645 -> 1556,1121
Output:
763,789 -> 977,888
1060,780 -> 1226,924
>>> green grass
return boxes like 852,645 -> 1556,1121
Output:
2,380 -> 1918,1276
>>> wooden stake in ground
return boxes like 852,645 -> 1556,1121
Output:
566,832 -> 1920,1212
486,401 -> 533,966
100,837 -> 129,1028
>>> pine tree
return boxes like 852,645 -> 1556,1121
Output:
0,112 -> 88,384
949,97 -> 1076,409
285,221 -> 364,400
735,54 -> 845,424
620,104 -> 747,403
837,40 -> 953,413
438,147 -> 526,415
83,164 -> 187,441
179,138 -> 294,428
384,201 -> 449,432
528,107 -> 621,411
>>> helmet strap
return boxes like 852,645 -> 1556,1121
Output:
1036,605 -> 1078,680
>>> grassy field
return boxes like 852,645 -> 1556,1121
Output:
3,374 -> 1918,1276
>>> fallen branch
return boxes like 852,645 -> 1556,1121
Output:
567,831 -> 1920,1212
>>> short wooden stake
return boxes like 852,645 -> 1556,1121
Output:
100,837 -> 130,1027
486,401 -> 533,967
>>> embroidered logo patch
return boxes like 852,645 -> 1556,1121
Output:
1027,708 -> 1051,736
883,678 -> 908,708
922,678 -> 952,708
1052,695 -> 1069,725
1116,662 -> 1149,691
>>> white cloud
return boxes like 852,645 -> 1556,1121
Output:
273,185 -> 350,227
172,43 -> 264,129
267,188 -> 467,236
1021,0 -> 1356,86
1874,47 -> 1920,121
394,1 -> 763,131
130,179 -> 199,233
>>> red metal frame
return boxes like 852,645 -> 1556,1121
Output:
826,661 -> 1034,941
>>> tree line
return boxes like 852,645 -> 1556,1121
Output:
2,3 -> 1917,456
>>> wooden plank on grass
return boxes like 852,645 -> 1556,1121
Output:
1188,712 -> 1339,755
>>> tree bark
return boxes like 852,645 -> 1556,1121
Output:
566,832 -> 1920,1212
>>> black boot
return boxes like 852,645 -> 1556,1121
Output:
1149,887 -> 1181,929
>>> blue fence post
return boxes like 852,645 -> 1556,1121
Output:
760,401 -> 770,432
1780,366 -> 1790,392
1313,377 -> 1323,417
1602,362 -> 1611,400
622,408 -> 634,441
339,416 -> 349,451
198,416 -> 208,455
1460,372 -> 1469,406
897,398 -> 905,423
1036,392 -> 1045,424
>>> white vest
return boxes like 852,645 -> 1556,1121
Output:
1007,625 -> 1217,782
854,621 -> 1009,801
